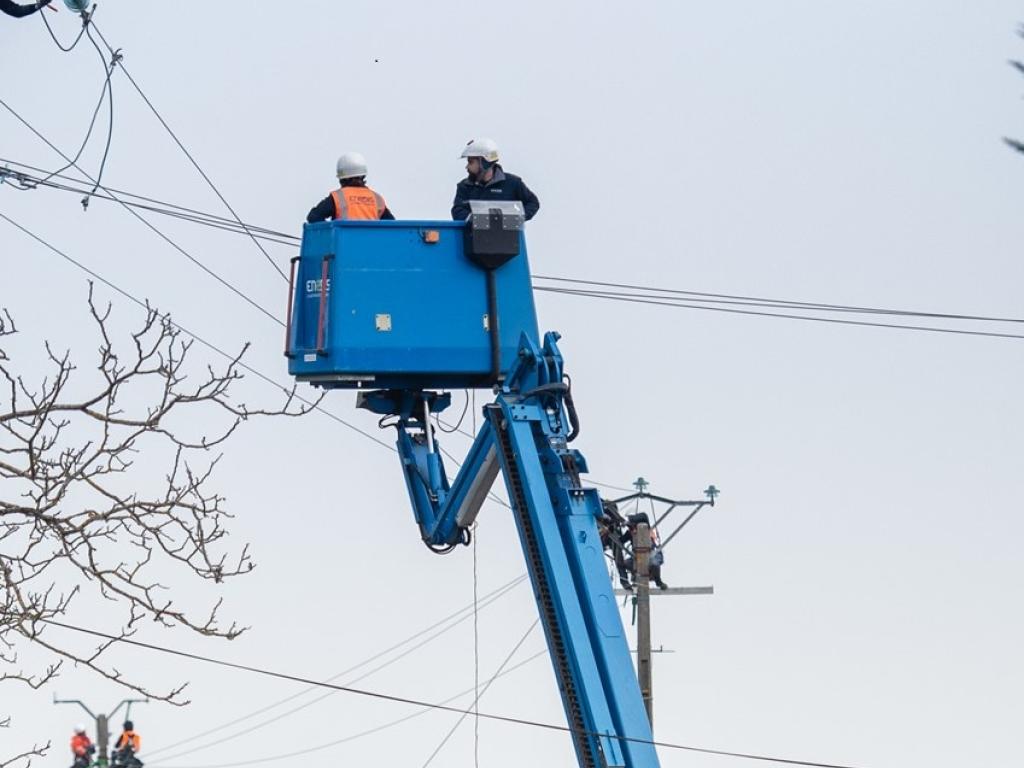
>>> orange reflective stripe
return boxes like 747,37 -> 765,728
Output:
330,189 -> 347,220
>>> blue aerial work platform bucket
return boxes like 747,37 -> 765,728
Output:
285,205 -> 539,391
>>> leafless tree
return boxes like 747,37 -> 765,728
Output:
1006,24 -> 1024,155
1,286 -> 318,767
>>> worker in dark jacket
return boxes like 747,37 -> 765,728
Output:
306,152 -> 395,223
599,499 -> 632,590
1,0 -> 52,17
624,513 -> 668,590
451,138 -> 539,221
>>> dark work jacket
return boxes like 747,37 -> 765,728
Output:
450,165 -> 540,221
1,0 -> 47,17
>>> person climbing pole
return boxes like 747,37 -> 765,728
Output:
625,513 -> 669,590
0,0 -> 53,18
599,499 -> 633,590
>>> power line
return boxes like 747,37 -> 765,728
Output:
6,146 -> 1021,341
0,209 -> 388,450
36,3 -> 120,199
0,169 -> 613,501
39,4 -> 88,52
0,193 -> 881,768
32,27 -> 119,193
420,620 -> 538,767
0,159 -> 299,245
42,618 -> 873,768
149,650 -> 550,768
0,211 -> 544,549
150,576 -> 528,764
0,211 -> 618,768
0,99 -> 284,328
145,574 -> 527,758
6,149 -> 1021,336
532,274 -> 1024,326
0,186 -> 566,510
80,24 -> 119,200
535,286 -> 1024,341
89,21 -> 288,282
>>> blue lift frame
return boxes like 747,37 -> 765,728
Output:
290,219 -> 659,767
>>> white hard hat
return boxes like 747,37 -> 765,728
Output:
74,724 -> 87,734
336,152 -> 368,180
460,138 -> 499,163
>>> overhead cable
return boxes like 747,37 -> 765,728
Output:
0,99 -> 283,327
150,576 -> 529,764
0,159 -> 298,245
39,3 -> 88,52
532,274 -> 1024,326
0,210 -> 387,449
534,286 -> 1024,341
4,152 -> 1018,340
32,16 -> 121,196
149,649 -> 550,768
89,21 -> 288,282
43,618 -> 873,768
420,620 -> 539,767
145,574 -> 527,757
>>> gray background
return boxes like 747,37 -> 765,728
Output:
2,2 -> 1022,766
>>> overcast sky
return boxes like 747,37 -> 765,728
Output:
2,2 -> 1023,767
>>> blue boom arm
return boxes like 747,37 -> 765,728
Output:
359,332 -> 660,768
290,217 -> 657,767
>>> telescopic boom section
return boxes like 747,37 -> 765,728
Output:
360,332 -> 660,768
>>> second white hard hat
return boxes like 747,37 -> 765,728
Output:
74,724 -> 87,734
460,138 -> 499,163
336,152 -> 368,180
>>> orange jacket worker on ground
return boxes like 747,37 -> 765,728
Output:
113,721 -> 142,768
306,152 -> 395,222
71,725 -> 95,768
115,722 -> 140,753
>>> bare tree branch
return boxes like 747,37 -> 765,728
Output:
1,285 -> 320,759
0,742 -> 50,768
1009,25 -> 1024,155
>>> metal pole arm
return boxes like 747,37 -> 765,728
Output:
613,586 -> 714,597
53,696 -> 96,719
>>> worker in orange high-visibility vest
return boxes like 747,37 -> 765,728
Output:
306,152 -> 395,223
113,721 -> 142,768
70,724 -> 95,768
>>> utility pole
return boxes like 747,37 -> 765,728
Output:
634,520 -> 654,724
55,696 -> 148,766
610,479 -> 720,731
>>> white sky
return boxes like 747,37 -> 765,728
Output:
2,2 -> 1023,767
